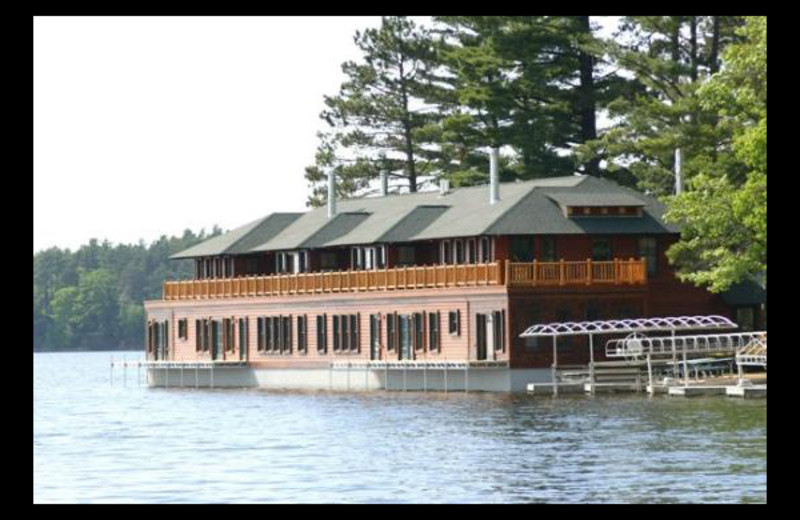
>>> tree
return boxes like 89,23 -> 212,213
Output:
580,16 -> 745,195
304,16 -> 439,205
664,16 -> 766,292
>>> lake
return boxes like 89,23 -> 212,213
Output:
33,351 -> 766,503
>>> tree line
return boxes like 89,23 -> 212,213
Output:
305,16 -> 766,293
33,229 -> 221,351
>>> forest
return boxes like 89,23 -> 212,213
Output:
33,16 -> 765,351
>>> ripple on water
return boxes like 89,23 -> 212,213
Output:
33,352 -> 767,503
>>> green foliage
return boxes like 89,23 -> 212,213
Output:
664,16 -> 766,292
33,228 -> 222,351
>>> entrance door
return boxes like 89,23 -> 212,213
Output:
476,314 -> 487,361
399,315 -> 412,360
211,320 -> 222,361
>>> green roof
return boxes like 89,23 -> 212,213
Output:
171,175 -> 680,259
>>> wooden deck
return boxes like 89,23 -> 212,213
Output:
162,259 -> 646,301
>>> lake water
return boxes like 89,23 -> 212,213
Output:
33,351 -> 767,503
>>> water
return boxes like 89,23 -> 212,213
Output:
33,352 -> 767,503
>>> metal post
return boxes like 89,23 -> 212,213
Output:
444,362 -> 448,393
180,364 -> 184,388
588,334 -> 595,396
671,329 -> 677,380
110,357 -> 114,386
210,362 -> 214,389
385,363 -> 389,392
738,360 -> 744,385
683,351 -> 689,387
403,363 -> 407,392
552,336 -> 559,397
196,364 -> 199,389
423,363 -> 427,392
165,363 -> 169,388
646,353 -> 653,395
465,364 -> 469,393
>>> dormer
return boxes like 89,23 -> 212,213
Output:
544,192 -> 646,218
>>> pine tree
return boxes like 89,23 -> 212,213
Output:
304,16 -> 439,206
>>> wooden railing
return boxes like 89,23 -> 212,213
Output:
163,262 -> 504,300
161,258 -> 647,301
506,258 -> 647,287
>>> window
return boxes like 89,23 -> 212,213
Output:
591,238 -> 612,261
466,239 -> 477,264
413,312 -> 424,350
492,310 -> 505,352
239,318 -> 248,358
510,237 -> 533,262
195,320 -> 202,352
224,319 -> 235,353
297,315 -> 307,354
441,240 -> 452,264
317,314 -> 327,353
428,312 -> 440,353
178,319 -> 187,340
638,237 -> 658,276
370,314 -> 380,357
448,310 -> 460,336
333,315 -> 341,352
351,246 -> 387,270
257,317 -> 265,352
540,237 -> 557,262
387,313 -> 396,351
202,319 -> 210,353
479,236 -> 492,263
396,246 -> 415,266
281,316 -> 292,354
454,240 -> 465,264
349,314 -> 359,352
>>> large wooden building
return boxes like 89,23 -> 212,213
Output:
143,174 -> 764,391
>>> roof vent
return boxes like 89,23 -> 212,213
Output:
489,147 -> 500,205
327,168 -> 337,219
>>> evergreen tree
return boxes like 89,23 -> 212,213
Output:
304,16 -> 439,205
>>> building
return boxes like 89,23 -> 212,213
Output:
143,173 -> 764,391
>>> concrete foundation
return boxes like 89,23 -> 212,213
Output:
726,384 -> 767,398
667,385 -> 728,397
147,366 -> 552,392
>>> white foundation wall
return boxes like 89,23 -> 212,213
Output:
147,367 -> 553,392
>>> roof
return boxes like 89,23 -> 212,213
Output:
171,175 -> 681,259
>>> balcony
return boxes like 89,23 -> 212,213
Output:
161,259 -> 646,301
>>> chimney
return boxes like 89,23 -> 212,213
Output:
674,148 -> 684,195
489,147 -> 500,205
380,170 -> 389,197
327,168 -> 337,218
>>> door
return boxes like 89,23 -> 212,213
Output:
211,320 -> 222,361
476,314 -> 487,361
399,315 -> 412,360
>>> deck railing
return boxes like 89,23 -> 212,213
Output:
506,258 -> 647,287
161,258 -> 646,301
163,262 -> 504,300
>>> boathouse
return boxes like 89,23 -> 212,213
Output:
143,173 -> 764,391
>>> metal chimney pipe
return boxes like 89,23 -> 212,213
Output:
489,147 -> 500,205
674,148 -> 684,195
380,170 -> 389,196
328,168 -> 337,218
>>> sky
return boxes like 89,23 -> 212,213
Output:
34,16 -> 385,253
34,16 -> 620,254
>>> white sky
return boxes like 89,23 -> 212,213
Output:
34,16 -> 620,253
34,16 -> 385,253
